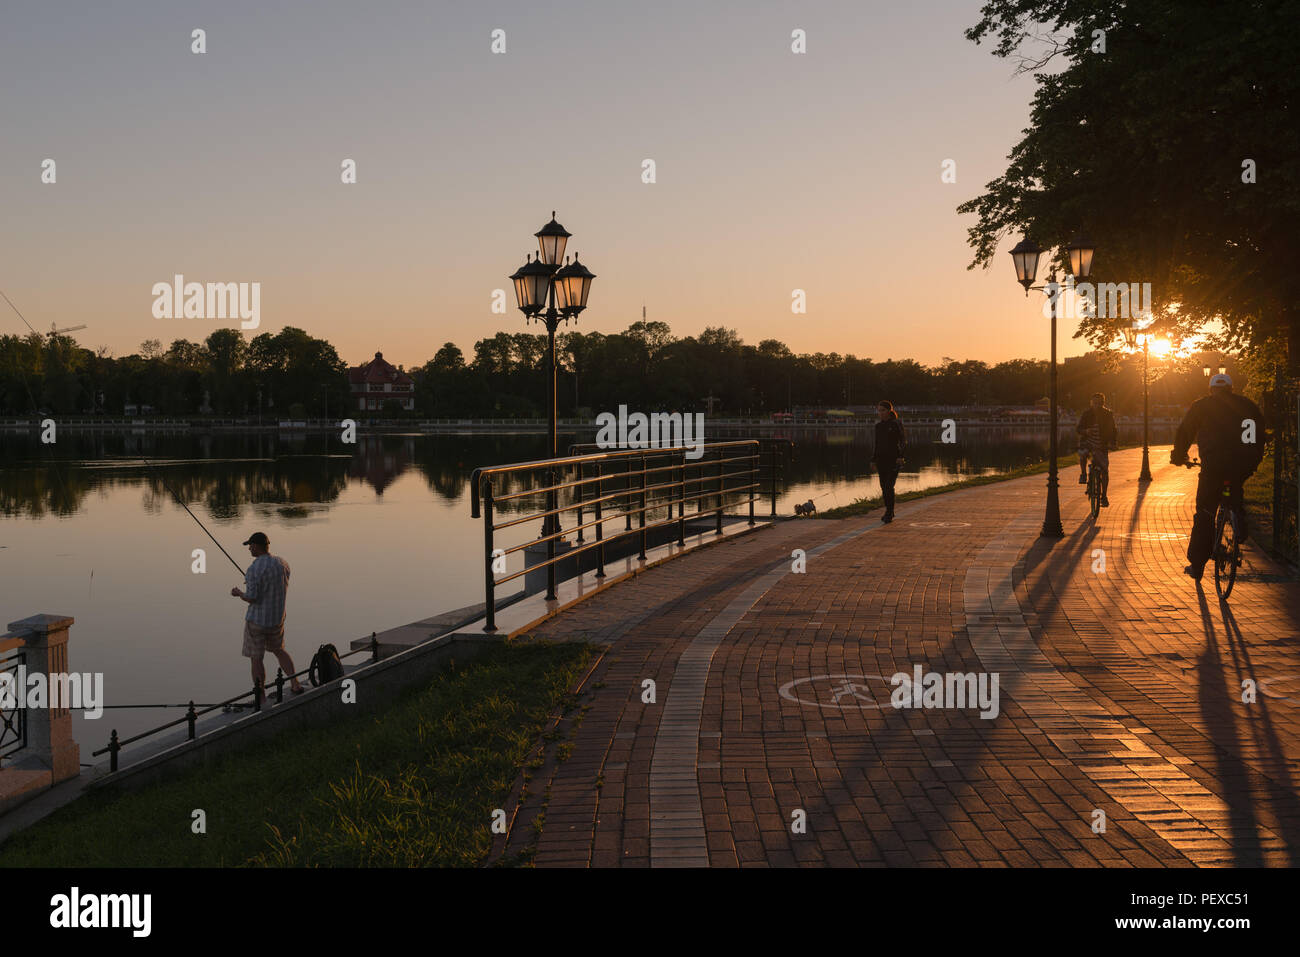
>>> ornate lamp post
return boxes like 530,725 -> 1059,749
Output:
1122,324 -> 1153,482
1010,232 -> 1095,537
507,213 -> 596,581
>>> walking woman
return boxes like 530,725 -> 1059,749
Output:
873,400 -> 906,523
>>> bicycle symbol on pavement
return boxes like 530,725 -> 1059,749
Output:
778,673 -> 895,710
908,521 -> 971,529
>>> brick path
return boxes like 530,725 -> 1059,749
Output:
506,448 -> 1300,867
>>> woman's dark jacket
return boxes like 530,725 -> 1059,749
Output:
873,414 -> 906,466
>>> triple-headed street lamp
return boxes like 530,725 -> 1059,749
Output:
1121,323 -> 1154,482
1009,232 -> 1095,538
508,212 -> 596,543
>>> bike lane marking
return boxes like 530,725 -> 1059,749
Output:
648,499 -> 943,866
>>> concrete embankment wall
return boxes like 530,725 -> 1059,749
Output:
87,630 -> 503,796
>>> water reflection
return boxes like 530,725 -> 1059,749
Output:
0,424 -> 1174,519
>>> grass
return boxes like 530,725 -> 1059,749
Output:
1244,449 -> 1277,552
0,641 -> 592,867
817,452 -> 1083,520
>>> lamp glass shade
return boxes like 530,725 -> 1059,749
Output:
1067,233 -> 1095,279
554,256 -> 595,314
511,256 -> 554,314
509,260 -> 535,313
535,214 -> 571,266
1009,238 -> 1041,289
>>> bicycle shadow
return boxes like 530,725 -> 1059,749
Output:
1194,587 -> 1300,865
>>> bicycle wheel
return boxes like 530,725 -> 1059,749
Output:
1214,505 -> 1239,600
1088,465 -> 1101,519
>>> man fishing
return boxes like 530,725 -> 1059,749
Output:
230,532 -> 304,695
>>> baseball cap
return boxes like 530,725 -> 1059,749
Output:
1210,373 -> 1232,388
241,532 -> 270,546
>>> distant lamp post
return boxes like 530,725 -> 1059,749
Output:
1122,324 -> 1153,482
1009,231 -> 1094,537
507,213 -> 596,588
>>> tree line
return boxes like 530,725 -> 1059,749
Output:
0,320 -> 1237,419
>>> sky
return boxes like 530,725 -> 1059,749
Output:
0,0 -> 1079,372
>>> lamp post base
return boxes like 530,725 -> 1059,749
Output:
1041,474 -> 1064,538
1139,447 -> 1152,482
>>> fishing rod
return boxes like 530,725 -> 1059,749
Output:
140,459 -> 246,577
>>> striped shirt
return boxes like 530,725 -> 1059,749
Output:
243,554 -> 290,628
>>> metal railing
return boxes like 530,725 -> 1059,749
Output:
89,633 -> 383,773
0,645 -> 26,761
470,439 -> 792,632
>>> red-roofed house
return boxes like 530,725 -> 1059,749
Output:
349,351 -> 415,412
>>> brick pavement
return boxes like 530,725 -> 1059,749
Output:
504,448 -> 1300,867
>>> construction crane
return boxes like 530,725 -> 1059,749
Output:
47,321 -> 87,339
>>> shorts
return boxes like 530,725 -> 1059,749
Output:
242,620 -> 285,658
1079,442 -> 1109,472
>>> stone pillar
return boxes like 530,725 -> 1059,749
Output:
6,614 -> 80,784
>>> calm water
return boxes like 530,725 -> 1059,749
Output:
0,424 -> 1169,750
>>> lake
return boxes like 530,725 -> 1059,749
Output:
1,423 -> 1171,751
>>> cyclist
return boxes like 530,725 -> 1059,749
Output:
1076,392 -> 1118,507
1170,373 -> 1267,581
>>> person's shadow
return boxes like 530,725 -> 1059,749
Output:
1195,587 -> 1300,865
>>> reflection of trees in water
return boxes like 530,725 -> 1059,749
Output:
2,424 -> 1179,521
778,424 -> 1177,487
0,463 -> 87,518
0,432 -> 351,520
411,433 -> 558,511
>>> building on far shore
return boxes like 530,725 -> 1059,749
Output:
348,351 -> 415,412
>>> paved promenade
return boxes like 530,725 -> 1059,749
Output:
502,448 -> 1300,867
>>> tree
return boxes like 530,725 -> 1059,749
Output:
959,0 -> 1300,551
958,0 -> 1300,363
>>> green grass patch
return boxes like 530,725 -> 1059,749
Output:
0,641 -> 592,867
1244,449 -> 1277,552
817,452 -> 1083,520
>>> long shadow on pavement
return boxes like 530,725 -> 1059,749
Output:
1206,593 -> 1300,865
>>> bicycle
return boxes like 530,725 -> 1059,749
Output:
1085,454 -> 1104,519
1079,430 -> 1107,519
1185,458 -> 1242,600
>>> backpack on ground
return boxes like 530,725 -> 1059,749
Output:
309,643 -> 344,686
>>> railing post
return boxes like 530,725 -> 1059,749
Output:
483,477 -> 497,632
625,456 -> 634,531
253,678 -> 263,712
546,469 -> 557,602
677,448 -> 687,546
187,701 -> 197,740
715,448 -> 724,534
274,668 -> 285,704
575,460 -> 585,543
639,451 -> 648,560
595,462 -> 606,578
370,631 -> 379,661
108,729 -> 119,772
770,443 -> 778,517
749,444 -> 756,526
